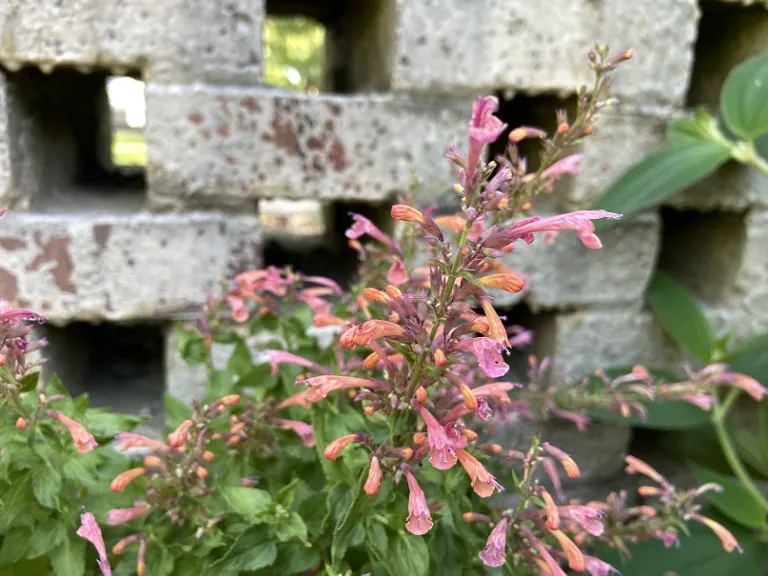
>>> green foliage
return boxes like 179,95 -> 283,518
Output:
263,16 -> 325,92
592,52 -> 768,221
647,271 -> 715,364
689,462 -> 768,529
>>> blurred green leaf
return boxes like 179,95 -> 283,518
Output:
596,511 -> 768,576
667,111 -> 719,146
32,465 -> 61,509
48,536 -> 85,576
689,462 -> 767,529
0,528 -> 30,567
18,371 -> 39,393
721,53 -> 768,139
176,326 -> 208,366
648,271 -> 715,363
227,338 -> 253,378
205,526 -> 276,575
592,142 -> 731,222
163,394 -> 193,430
221,487 -> 273,520
726,332 -> 768,383
84,409 -> 142,439
26,523 -> 66,559
732,428 -> 768,478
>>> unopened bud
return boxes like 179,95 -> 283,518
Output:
396,447 -> 414,460
453,183 -> 464,194
497,197 -> 509,210
143,456 -> 163,468
638,505 -> 656,518
348,239 -> 362,252
416,386 -> 427,403
240,477 -> 258,487
15,417 -> 26,430
638,485 -> 662,497
196,466 -> 208,479
434,349 -> 447,368
389,312 -> 400,323
347,389 -> 358,399
363,287 -> 390,303
385,285 -> 403,300
0,353 -> 6,367
413,432 -> 426,445
202,450 -> 215,462
557,122 -> 570,135
490,443 -> 503,455
227,435 -> 241,446
521,202 -> 532,211
582,125 -> 593,136
217,394 -> 241,406
38,394 -> 47,404
363,405 -> 376,416
230,422 -> 246,436
324,433 -> 363,460
462,511 -> 492,523
462,429 -> 478,442
460,384 -> 478,411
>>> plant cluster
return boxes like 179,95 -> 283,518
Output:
0,45 -> 764,576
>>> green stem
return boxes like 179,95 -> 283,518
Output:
712,389 -> 768,513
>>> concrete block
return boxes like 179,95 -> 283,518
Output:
597,0 -> 700,107
145,85 -> 468,207
0,75 -> 10,205
666,161 -> 768,213
542,307 -> 685,381
490,212 -> 660,310
392,0 -> 596,95
564,105 -> 669,211
0,0 -> 263,84
0,211 -> 262,323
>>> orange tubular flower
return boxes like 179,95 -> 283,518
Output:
541,490 -> 560,530
479,273 -> 525,293
456,449 -> 503,498
479,298 -> 510,348
550,529 -> 585,572
363,287 -> 390,303
47,411 -> 98,453
303,375 -> 377,402
110,468 -> 146,493
340,320 -> 406,350
624,455 -> 665,484
364,456 -> 382,495
691,513 -> 742,553
434,215 -> 467,234
391,205 -> 425,224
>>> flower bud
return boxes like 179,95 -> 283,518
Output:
391,447 -> 413,460
363,288 -> 390,303
168,419 -> 194,448
637,485 -> 661,497
363,405 -> 376,416
363,352 -> 382,370
202,450 -> 215,462
347,389 -> 358,399
434,349 -> 447,368
196,466 -> 208,479
413,432 -> 426,445
389,312 -> 400,323
227,435 -> 241,446
15,417 -> 26,430
324,433 -> 363,460
583,125 -> 593,136
391,205 -> 425,224
230,422 -> 246,436
460,384 -> 478,411
557,122 -> 570,135
217,394 -> 241,406
110,468 -> 146,493
416,386 -> 427,403
364,456 -> 382,496
461,429 -> 478,442
490,443 -> 503,454
240,477 -> 258,487
143,456 -> 163,468
385,285 -> 403,300
508,126 -> 546,143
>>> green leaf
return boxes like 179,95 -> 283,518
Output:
145,541 -> 174,576
208,369 -> 235,398
648,271 -> 715,363
596,511 -> 768,576
163,394 -> 193,430
667,111 -> 719,147
389,532 -> 430,576
83,409 -> 142,438
32,465 -> 61,508
227,338 -> 253,378
275,512 -> 308,543
205,526 -> 277,575
0,528 -> 30,567
726,332 -> 768,383
221,487 -> 273,520
176,325 -> 208,366
689,462 -> 767,529
269,543 -> 321,575
366,521 -> 389,558
592,142 -> 731,222
26,523 -> 67,559
17,371 -> 40,393
236,362 -> 274,392
721,53 -> 768,139
48,537 -> 85,576
732,428 -> 768,478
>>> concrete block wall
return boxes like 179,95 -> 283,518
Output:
0,0 -> 765,498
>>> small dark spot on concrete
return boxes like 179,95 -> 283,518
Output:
328,102 -> 342,116
127,258 -> 136,266
225,155 -> 236,166
240,97 -> 261,112
0,237 -> 26,251
189,112 -> 205,125
0,267 -> 18,301
307,136 -> 324,150
27,233 -> 76,294
400,56 -> 410,66
217,123 -> 231,138
325,119 -> 334,131
416,35 -> 427,45
329,138 -> 347,171
202,129 -> 212,141
92,224 -> 112,249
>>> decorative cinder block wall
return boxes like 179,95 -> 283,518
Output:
0,0 -> 767,491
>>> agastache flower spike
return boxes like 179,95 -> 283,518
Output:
503,210 -> 621,250
274,418 -> 315,447
77,512 -> 112,576
405,471 -> 433,535
550,529 -> 585,571
263,349 -> 329,376
479,517 -> 509,567
479,298 -> 511,348
324,433 -> 365,460
455,337 -> 509,378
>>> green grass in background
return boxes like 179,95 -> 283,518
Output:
113,129 -> 147,167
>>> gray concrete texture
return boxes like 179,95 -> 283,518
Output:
0,0 -> 764,488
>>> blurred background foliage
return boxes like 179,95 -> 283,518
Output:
262,16 -> 326,93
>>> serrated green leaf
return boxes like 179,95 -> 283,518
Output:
26,523 -> 67,559
17,371 -> 40,393
83,409 -> 141,439
389,532 -> 430,576
48,537 -> 85,576
592,142 -> 731,223
176,325 -> 208,366
221,487 -> 273,520
269,543 -> 321,575
689,462 -> 767,529
366,521 -> 388,558
0,528 -> 31,567
0,475 -> 32,531
648,271 -> 715,363
276,512 -> 308,543
721,52 -> 768,139
32,465 -> 61,509
205,526 -> 276,575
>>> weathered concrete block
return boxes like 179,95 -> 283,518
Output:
564,105 -> 669,211
0,75 -> 10,205
145,85 -> 468,207
392,0 -> 596,95
0,212 -> 261,323
0,0 -> 263,83
490,213 -> 659,310
597,0 -> 700,107
667,161 -> 768,213
542,307 -> 685,381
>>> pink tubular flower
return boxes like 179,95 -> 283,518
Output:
274,418 -> 315,447
303,375 -> 377,402
107,506 -> 151,526
541,153 -> 585,182
226,295 -> 249,322
520,525 -> 567,576
263,349 -> 328,376
624,455 -> 666,485
719,372 -> 767,401
560,506 -> 605,536
467,96 -> 507,180
115,432 -> 170,453
386,259 -> 408,285
543,457 -> 565,501
471,381 -> 518,401
455,337 -> 509,378
479,517 -> 509,567
276,390 -> 311,411
418,405 -> 457,470
691,513 -> 742,553
583,555 -> 619,576
405,471 -> 433,535
340,320 -> 406,349
345,213 -> 394,250
47,410 -> 97,453
364,455 -> 382,495
457,449 -> 503,498
324,433 -> 364,460
77,512 -> 112,576
505,210 -> 621,250
167,419 -> 194,448
301,275 -> 343,295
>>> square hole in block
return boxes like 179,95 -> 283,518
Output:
265,0 -> 395,92
687,1 -> 768,109
42,322 -> 165,436
487,92 -> 579,211
657,207 -> 747,304
107,75 -> 147,169
2,66 -> 147,212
